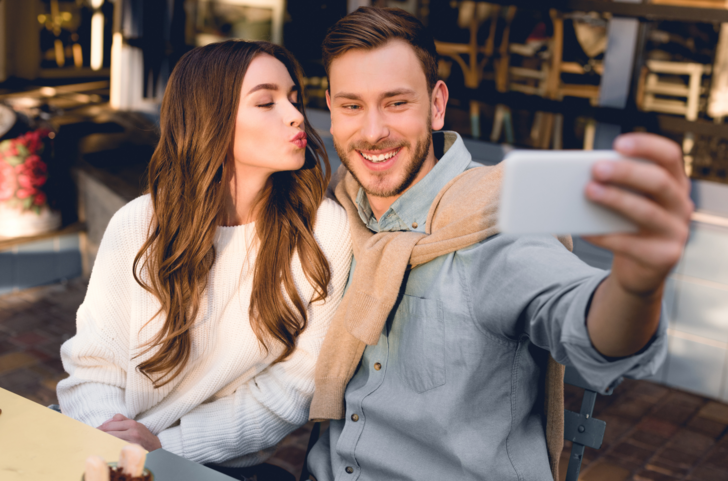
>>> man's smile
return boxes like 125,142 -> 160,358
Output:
358,148 -> 401,163
355,147 -> 405,171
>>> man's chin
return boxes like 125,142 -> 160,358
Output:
357,173 -> 410,198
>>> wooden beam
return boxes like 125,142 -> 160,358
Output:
481,0 -> 728,23
454,87 -> 728,138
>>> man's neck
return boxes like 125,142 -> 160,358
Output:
368,150 -> 437,220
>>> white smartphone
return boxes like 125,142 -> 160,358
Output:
497,150 -> 639,235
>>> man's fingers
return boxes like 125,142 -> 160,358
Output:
585,182 -> 688,239
582,234 -> 684,270
614,133 -> 688,189
591,160 -> 692,220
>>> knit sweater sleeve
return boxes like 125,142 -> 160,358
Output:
156,199 -> 353,464
57,197 -> 149,428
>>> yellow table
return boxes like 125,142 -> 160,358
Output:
0,387 -> 138,481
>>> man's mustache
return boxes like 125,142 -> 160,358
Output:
347,140 -> 409,153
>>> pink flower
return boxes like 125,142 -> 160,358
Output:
26,129 -> 48,153
1,144 -> 18,158
15,155 -> 48,189
0,161 -> 16,201
16,186 -> 38,199
33,191 -> 47,206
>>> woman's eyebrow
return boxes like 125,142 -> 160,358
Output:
246,83 -> 298,96
247,83 -> 278,95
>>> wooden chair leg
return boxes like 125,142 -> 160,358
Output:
503,107 -> 514,145
683,132 -> 695,177
539,113 -> 555,149
687,70 -> 702,122
552,114 -> 564,150
491,104 -> 506,143
531,111 -> 544,146
470,100 -> 481,139
584,119 -> 596,151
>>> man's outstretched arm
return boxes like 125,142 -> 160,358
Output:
584,133 -> 694,358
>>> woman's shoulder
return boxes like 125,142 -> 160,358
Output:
103,194 -> 153,242
314,198 -> 348,234
313,198 -> 351,256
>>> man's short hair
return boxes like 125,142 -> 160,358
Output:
322,6 -> 438,94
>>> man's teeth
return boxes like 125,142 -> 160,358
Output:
361,149 -> 399,162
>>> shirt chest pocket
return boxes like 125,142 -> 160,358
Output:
394,295 -> 446,393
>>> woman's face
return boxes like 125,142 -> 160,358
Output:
232,53 -> 307,176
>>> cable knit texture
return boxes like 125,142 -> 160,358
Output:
57,195 -> 352,467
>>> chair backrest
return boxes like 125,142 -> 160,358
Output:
562,365 -> 614,481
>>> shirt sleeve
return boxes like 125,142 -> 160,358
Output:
57,204 -> 140,428
157,203 -> 353,464
460,233 -> 668,394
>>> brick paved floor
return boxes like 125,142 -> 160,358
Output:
1,280 -> 727,480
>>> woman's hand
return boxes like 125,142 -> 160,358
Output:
98,414 -> 162,452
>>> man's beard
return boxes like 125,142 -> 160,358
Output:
334,129 -> 432,198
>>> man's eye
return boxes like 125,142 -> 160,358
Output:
392,101 -> 406,107
343,104 -> 361,110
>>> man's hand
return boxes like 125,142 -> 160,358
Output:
585,133 -> 693,294
583,133 -> 693,357
98,414 -> 162,452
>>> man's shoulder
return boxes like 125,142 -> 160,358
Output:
465,159 -> 487,171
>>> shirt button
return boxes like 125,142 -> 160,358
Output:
412,222 -> 418,229
346,466 -> 354,474
374,362 -> 382,371
351,413 -> 359,422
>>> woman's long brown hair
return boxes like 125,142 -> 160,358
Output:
132,40 -> 331,388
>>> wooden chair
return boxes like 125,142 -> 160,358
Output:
562,365 -> 613,481
547,10 -> 604,106
491,5 -> 547,146
543,10 -> 605,151
491,9 -> 606,149
637,59 -> 712,175
435,2 -> 501,139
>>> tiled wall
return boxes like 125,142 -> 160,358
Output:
658,223 -> 728,402
0,234 -> 83,296
576,222 -> 728,402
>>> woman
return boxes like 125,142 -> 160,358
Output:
57,40 -> 351,473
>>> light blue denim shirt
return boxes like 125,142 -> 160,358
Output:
308,131 -> 667,481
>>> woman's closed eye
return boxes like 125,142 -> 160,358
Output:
257,98 -> 300,109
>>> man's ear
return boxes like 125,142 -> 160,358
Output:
326,89 -> 333,135
431,80 -> 449,131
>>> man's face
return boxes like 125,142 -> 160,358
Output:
327,40 -> 443,199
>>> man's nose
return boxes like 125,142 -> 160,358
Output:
360,108 -> 389,146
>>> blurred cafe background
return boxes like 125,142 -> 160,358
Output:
1,1 -> 728,478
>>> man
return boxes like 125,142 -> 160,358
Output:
306,7 -> 692,481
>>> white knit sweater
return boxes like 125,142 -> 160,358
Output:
57,195 -> 352,466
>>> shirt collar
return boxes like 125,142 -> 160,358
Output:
355,131 -> 472,233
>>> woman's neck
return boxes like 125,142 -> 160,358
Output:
221,166 -> 271,226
